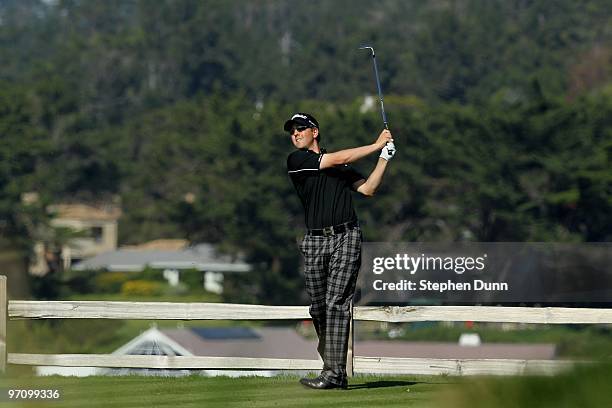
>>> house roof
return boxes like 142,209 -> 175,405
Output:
121,239 -> 189,251
72,243 -> 251,272
113,326 -> 193,357
163,327 -> 320,360
112,326 -> 557,361
49,203 -> 122,222
113,327 -> 320,360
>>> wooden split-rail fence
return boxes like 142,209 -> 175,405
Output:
1,276 -> 611,376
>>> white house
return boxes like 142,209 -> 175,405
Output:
72,241 -> 251,294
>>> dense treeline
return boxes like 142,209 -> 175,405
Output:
0,0 -> 610,303
2,0 -> 611,109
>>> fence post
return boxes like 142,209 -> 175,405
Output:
346,300 -> 354,378
0,275 -> 7,372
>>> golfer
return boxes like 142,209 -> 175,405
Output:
285,112 -> 395,389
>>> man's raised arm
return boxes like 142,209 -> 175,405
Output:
319,129 -> 393,169
353,140 -> 396,197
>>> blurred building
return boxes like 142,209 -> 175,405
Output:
71,240 -> 251,294
29,200 -> 122,276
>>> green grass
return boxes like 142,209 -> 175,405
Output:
2,363 -> 612,408
434,362 -> 612,408
0,374 -> 448,408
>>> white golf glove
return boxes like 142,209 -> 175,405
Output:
379,142 -> 396,161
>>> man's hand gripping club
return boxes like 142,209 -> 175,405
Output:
352,129 -> 396,196
378,130 -> 396,161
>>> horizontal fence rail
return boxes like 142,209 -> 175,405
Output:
354,305 -> 612,324
8,301 -> 310,320
8,354 -> 322,370
7,354 -> 581,376
353,357 -> 580,376
9,301 -> 612,324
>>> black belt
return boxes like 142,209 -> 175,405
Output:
307,220 -> 359,237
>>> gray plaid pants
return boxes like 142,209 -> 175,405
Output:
299,226 -> 362,385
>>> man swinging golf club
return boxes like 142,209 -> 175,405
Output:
285,112 -> 396,389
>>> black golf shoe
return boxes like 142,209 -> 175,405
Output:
299,375 -> 348,390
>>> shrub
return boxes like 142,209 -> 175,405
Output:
177,269 -> 202,288
94,272 -> 129,293
120,280 -> 163,297
135,267 -> 165,282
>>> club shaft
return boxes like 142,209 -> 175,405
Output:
370,53 -> 388,130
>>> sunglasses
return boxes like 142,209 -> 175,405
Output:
289,125 -> 310,135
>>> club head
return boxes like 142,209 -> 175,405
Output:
358,45 -> 375,56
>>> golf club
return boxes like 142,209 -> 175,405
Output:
359,45 -> 388,130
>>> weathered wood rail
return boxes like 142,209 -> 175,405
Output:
9,300 -> 612,324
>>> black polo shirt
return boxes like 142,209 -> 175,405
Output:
287,149 -> 365,229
